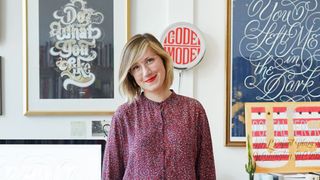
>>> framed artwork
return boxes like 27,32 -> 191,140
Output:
245,102 -> 320,173
226,0 -> 320,146
23,0 -> 130,115
91,120 -> 110,137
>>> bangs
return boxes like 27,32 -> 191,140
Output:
129,42 -> 149,67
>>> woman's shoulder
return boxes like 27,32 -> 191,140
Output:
113,98 -> 142,118
114,101 -> 134,115
175,93 -> 202,107
174,93 -> 207,114
174,94 -> 208,120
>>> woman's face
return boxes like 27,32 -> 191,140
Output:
130,47 -> 167,95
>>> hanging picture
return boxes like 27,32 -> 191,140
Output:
226,0 -> 320,146
23,0 -> 129,115
246,102 -> 320,173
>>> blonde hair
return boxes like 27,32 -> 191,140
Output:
119,33 -> 174,102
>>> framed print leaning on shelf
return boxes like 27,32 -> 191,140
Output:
226,0 -> 320,146
246,102 -> 320,173
23,0 -> 130,115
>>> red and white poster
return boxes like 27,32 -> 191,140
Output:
161,22 -> 205,70
245,102 -> 320,173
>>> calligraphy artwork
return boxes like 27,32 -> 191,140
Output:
245,102 -> 320,173
39,0 -> 113,99
23,0 -> 128,115
226,0 -> 320,146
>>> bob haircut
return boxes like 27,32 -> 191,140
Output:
119,33 -> 174,102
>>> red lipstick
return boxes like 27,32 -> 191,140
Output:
145,75 -> 157,83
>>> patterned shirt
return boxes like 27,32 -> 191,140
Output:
102,91 -> 216,180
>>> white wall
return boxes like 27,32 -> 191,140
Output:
0,0 -> 248,179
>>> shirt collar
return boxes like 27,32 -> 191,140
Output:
139,90 -> 176,105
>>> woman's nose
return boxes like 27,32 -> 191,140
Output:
142,65 -> 152,76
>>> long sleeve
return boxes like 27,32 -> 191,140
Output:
196,105 -> 216,180
102,114 -> 125,180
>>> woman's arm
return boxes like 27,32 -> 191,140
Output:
102,114 -> 125,180
196,104 -> 216,180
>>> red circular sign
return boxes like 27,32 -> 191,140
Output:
161,22 -> 206,70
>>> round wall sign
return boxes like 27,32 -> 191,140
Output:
161,22 -> 206,70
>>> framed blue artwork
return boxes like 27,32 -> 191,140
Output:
226,0 -> 320,146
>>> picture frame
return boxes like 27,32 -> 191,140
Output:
226,0 -> 320,146
23,0 -> 130,115
245,101 -> 320,173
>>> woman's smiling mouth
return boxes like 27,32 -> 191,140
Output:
144,75 -> 157,83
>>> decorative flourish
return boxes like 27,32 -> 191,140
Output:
238,0 -> 320,101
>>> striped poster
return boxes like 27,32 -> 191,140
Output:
245,102 -> 320,173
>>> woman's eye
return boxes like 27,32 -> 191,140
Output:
146,58 -> 154,64
130,66 -> 139,72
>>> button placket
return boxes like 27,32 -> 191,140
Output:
159,103 -> 167,178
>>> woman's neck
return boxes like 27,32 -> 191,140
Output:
144,89 -> 172,103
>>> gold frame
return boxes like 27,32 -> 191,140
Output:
226,0 -> 320,147
225,0 -> 245,147
23,0 -> 130,116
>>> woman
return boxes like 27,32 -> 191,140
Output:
102,33 -> 216,179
